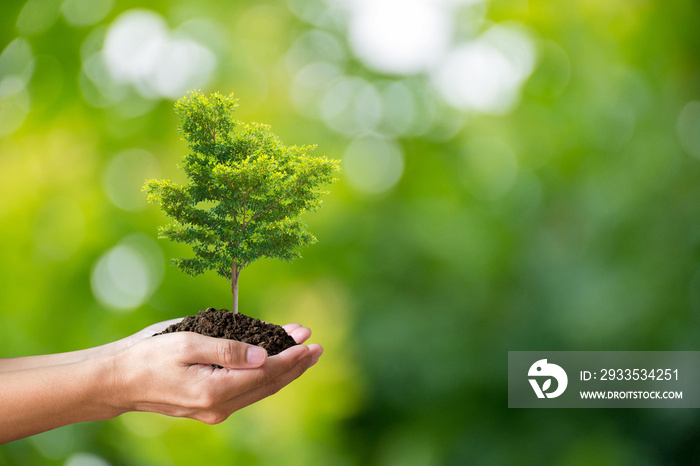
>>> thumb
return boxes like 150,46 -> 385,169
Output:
184,334 -> 268,368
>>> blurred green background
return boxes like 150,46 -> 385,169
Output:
1,0 -> 700,464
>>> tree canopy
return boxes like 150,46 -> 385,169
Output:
145,91 -> 339,312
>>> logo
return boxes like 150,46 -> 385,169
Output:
528,359 -> 568,398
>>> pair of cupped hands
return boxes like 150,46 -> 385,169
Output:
118,318 -> 323,424
1,317 -> 322,444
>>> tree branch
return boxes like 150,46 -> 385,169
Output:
241,187 -> 253,203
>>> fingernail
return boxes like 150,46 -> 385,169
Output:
246,346 -> 267,365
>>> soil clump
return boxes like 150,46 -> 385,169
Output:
156,308 -> 297,357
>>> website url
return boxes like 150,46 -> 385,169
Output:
580,391 -> 683,400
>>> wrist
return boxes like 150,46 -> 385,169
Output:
100,350 -> 134,417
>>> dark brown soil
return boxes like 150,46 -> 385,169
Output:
154,308 -> 298,357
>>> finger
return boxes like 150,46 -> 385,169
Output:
155,317 -> 185,329
219,348 -> 315,413
183,345 -> 311,419
283,324 -> 311,344
212,344 -> 310,394
282,323 -> 302,333
161,317 -> 185,326
182,333 -> 268,369
306,343 -> 323,367
144,317 -> 184,335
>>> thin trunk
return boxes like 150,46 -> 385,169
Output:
231,263 -> 239,314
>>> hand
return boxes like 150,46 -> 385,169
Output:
113,317 -> 185,350
108,323 -> 322,424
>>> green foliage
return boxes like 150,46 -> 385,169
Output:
145,91 -> 339,305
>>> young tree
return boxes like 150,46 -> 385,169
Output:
145,91 -> 339,314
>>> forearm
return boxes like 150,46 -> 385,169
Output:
0,349 -> 101,372
0,319 -> 181,373
0,356 -> 123,443
0,338 -> 139,373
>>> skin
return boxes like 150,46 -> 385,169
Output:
0,319 -> 322,444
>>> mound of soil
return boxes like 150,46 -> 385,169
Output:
155,307 -> 297,357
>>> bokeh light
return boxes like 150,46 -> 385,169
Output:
64,452 -> 111,466
342,135 -> 404,194
320,76 -> 382,136
61,0 -> 114,28
16,0 -> 61,36
290,61 -> 342,120
376,81 -> 416,137
91,234 -> 164,312
97,10 -> 216,100
102,148 -> 160,212
345,0 -> 451,75
0,38 -> 33,136
433,23 -> 536,114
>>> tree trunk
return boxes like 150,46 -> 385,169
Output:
231,263 -> 239,314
